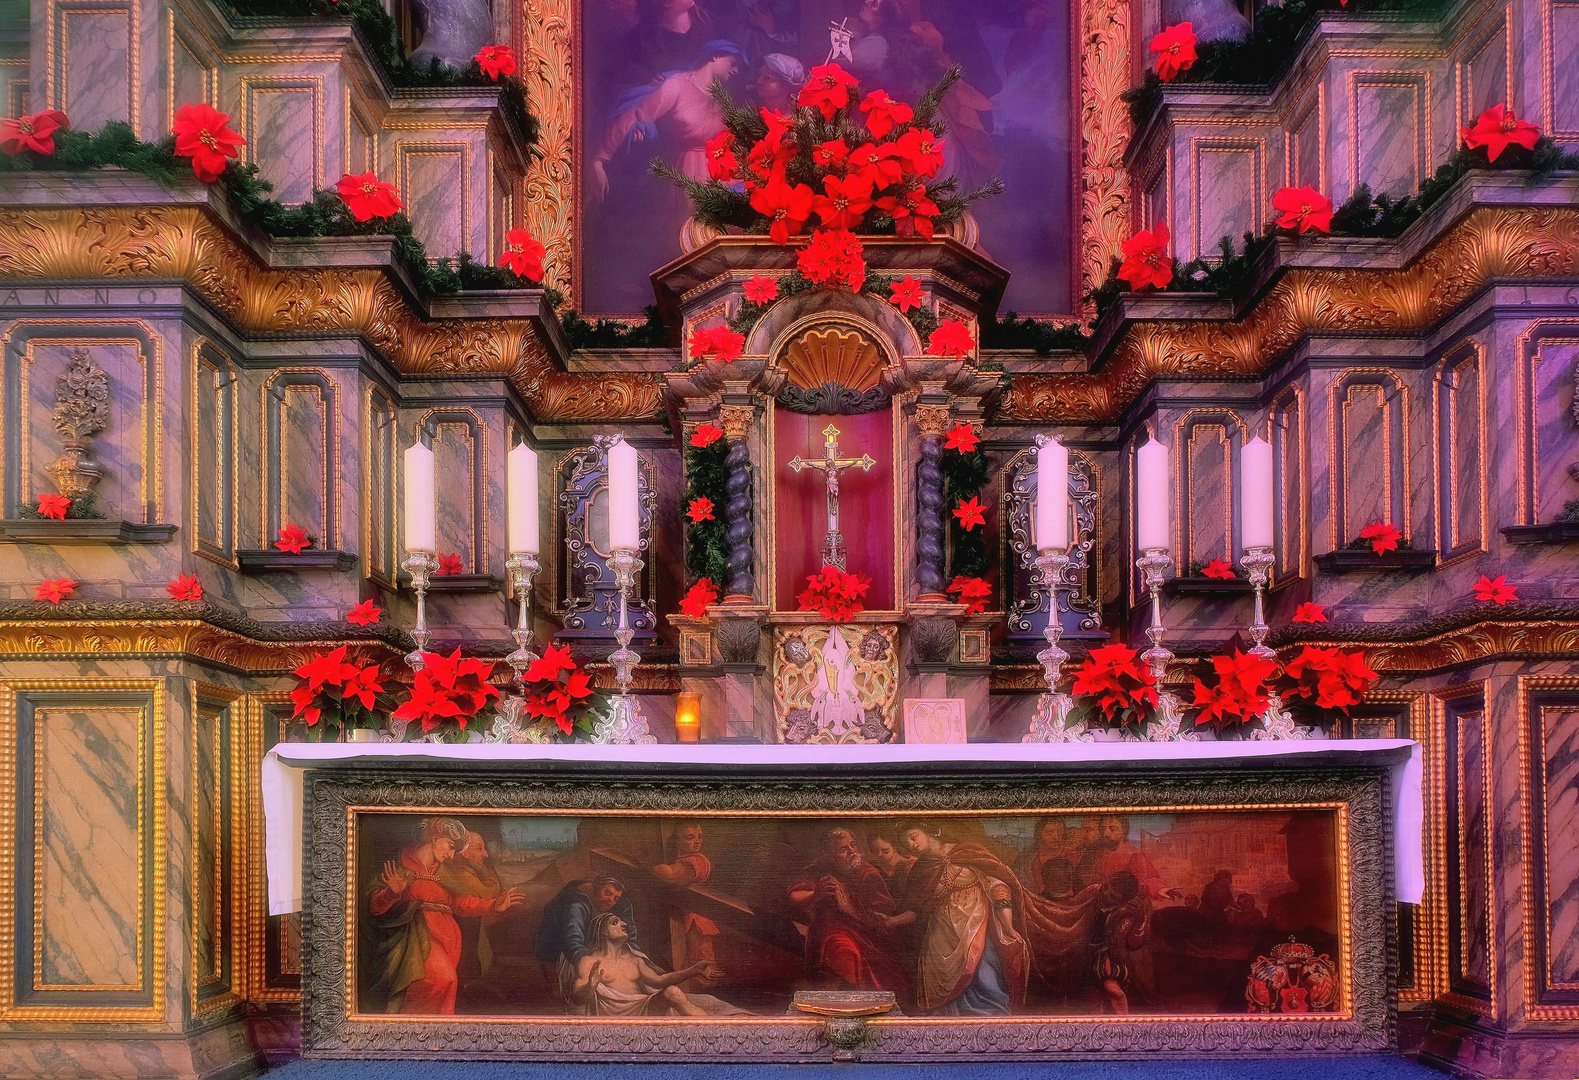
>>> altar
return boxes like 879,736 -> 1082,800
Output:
263,740 -> 1421,1062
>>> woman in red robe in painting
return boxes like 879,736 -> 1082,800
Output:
366,817 -> 525,1014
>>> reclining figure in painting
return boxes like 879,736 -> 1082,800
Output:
570,912 -> 747,1016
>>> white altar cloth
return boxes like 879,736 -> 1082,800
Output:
261,739 -> 1423,915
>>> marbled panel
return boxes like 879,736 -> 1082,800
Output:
433,421 -> 478,571
1542,702 -> 1579,988
1355,79 -> 1422,197
1464,24 -> 1508,120
1196,146 -> 1257,259
1448,356 -> 1483,555
491,171 -> 513,264
366,393 -> 398,581
1143,167 -> 1167,234
1339,382 -> 1391,540
401,146 -> 467,257
194,350 -> 234,555
1272,392 -> 1303,579
1293,108 -> 1322,191
26,341 -> 147,524
1532,340 -> 1578,524
248,85 -> 317,206
1184,421 -> 1233,569
1458,708 -> 1493,989
9,76 -> 32,118
282,384 -> 327,541
37,706 -> 141,988
1552,3 -> 1579,137
58,6 -> 131,132
347,108 -> 375,176
194,706 -> 220,986
170,28 -> 210,117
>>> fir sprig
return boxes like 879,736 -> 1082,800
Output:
683,439 -> 731,586
943,447 -> 992,578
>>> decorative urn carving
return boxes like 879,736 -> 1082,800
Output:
46,348 -> 111,498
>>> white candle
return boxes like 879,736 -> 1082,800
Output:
607,435 -> 640,551
403,441 -> 436,552
1240,435 -> 1275,550
1135,437 -> 1171,552
1036,436 -> 1069,551
507,442 -> 539,554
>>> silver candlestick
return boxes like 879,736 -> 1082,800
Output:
592,547 -> 656,744
1240,545 -> 1276,660
1023,547 -> 1090,743
1134,546 -> 1196,742
402,549 -> 439,670
504,551 -> 542,683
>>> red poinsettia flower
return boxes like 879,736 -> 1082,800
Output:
848,142 -> 906,187
1472,574 -> 1518,605
167,573 -> 203,601
36,493 -> 70,520
437,553 -> 464,575
808,140 -> 846,172
1276,645 -> 1377,713
499,228 -> 545,280
813,172 -> 876,231
690,423 -> 725,448
1119,220 -> 1173,291
743,275 -> 779,304
1191,649 -> 1277,730
172,103 -> 245,183
1359,520 -> 1401,555
34,578 -> 77,605
927,319 -> 976,359
393,647 -> 501,732
289,645 -> 359,724
877,185 -> 940,239
1201,557 -> 1235,579
797,62 -> 860,119
690,325 -> 747,363
797,228 -> 866,290
524,642 -> 577,683
1272,185 -> 1333,234
1071,642 -> 1159,727
275,523 -> 311,554
347,599 -> 383,626
1,109 -> 68,156
889,275 -> 924,312
1292,602 -> 1327,624
892,128 -> 945,178
475,44 -> 517,79
859,89 -> 914,138
705,131 -> 739,182
953,495 -> 987,531
686,496 -> 716,523
946,575 -> 992,616
943,423 -> 979,453
1150,22 -> 1198,81
750,173 -> 816,245
1461,103 -> 1540,163
797,564 -> 871,622
340,665 -> 385,711
335,171 -> 403,222
680,578 -> 719,618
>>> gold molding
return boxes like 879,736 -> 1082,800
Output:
1078,0 -> 1132,307
1517,675 -> 1579,1021
520,0 -> 574,299
0,620 -> 403,674
190,680 -> 247,1017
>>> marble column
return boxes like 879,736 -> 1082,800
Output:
913,401 -> 951,599
720,402 -> 757,600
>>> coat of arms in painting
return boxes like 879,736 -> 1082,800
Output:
773,625 -> 898,743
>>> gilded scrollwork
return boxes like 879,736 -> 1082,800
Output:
521,0 -> 575,298
1078,0 -> 1132,305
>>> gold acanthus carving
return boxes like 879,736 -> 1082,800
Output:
521,0 -> 574,299
1003,206 -> 1579,422
1078,0 -> 1132,307
0,620 -> 406,673
719,403 -> 755,440
0,207 -> 662,422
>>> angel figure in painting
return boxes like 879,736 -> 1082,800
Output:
365,817 -> 525,1015
809,629 -> 864,738
572,912 -> 748,1016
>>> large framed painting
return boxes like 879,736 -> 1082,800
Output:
572,0 -> 1082,316
301,762 -> 1395,1059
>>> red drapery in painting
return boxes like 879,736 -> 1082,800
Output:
772,408 -> 895,611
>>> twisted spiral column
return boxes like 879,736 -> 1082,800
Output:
721,404 -> 756,598
914,403 -> 951,598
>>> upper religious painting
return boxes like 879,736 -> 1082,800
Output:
578,0 -> 1075,315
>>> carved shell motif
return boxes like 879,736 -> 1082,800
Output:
781,327 -> 886,393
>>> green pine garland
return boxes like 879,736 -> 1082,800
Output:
562,306 -> 668,350
683,439 -> 731,586
942,446 -> 991,579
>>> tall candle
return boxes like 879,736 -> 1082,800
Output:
1036,436 -> 1069,551
607,435 -> 640,551
1240,435 -> 1275,550
507,442 -> 540,554
403,441 -> 436,552
1135,437 -> 1171,552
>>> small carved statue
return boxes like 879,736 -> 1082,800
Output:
46,348 -> 111,498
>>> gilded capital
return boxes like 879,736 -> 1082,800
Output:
720,403 -> 755,440
915,403 -> 952,438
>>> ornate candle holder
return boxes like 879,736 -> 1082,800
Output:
503,551 -> 542,684
401,549 -> 439,670
1134,546 -> 1195,742
1241,545 -> 1276,660
1023,547 -> 1090,743
592,547 -> 656,744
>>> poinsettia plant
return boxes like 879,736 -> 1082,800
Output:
1069,642 -> 1159,731
289,645 -> 389,740
1190,650 -> 1277,731
654,62 -> 1001,244
515,642 -> 610,739
391,647 -> 501,738
798,565 -> 871,622
1272,645 -> 1378,717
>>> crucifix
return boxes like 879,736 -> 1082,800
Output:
787,423 -> 875,571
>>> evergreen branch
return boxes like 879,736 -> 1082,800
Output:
912,65 -> 963,132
